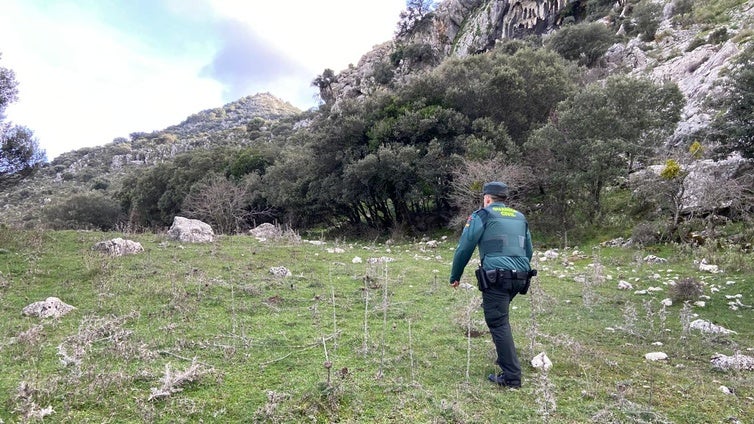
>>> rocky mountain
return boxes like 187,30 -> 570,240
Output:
58,92 -> 302,172
0,93 -> 302,226
156,92 -> 301,138
326,0 -> 752,146
328,0 -> 568,102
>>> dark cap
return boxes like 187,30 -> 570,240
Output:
483,181 -> 508,197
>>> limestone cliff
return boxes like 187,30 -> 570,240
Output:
326,0 -> 754,147
328,0 -> 568,104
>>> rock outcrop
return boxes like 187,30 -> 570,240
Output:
22,297 -> 76,319
328,0 -> 568,105
167,217 -> 215,243
92,238 -> 144,256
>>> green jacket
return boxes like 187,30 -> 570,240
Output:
449,202 -> 533,284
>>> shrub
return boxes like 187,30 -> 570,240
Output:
631,221 -> 661,246
91,179 -> 109,191
668,277 -> 705,303
371,60 -> 395,85
671,0 -> 695,26
390,43 -> 438,67
707,27 -> 729,44
43,192 -> 123,230
545,21 -> 615,67
632,1 -> 663,42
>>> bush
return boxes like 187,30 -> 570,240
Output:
91,179 -> 109,191
390,43 -> 438,67
545,21 -> 615,67
43,193 -> 123,230
707,27 -> 729,44
371,60 -> 395,85
632,1 -> 663,42
631,221 -> 662,246
668,277 -> 705,303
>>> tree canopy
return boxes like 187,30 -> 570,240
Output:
709,45 -> 754,159
0,54 -> 46,186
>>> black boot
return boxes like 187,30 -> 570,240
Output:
487,373 -> 521,388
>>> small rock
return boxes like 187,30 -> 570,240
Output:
92,238 -> 144,256
711,353 -> 754,371
690,319 -> 736,335
269,266 -> 292,277
645,352 -> 668,361
531,352 -> 552,371
22,297 -> 75,318
643,255 -> 668,264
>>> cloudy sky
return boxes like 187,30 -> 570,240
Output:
0,0 -> 406,159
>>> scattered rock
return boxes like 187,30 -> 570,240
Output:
645,352 -> 668,361
711,353 -> 754,371
167,216 -> 215,243
601,237 -> 632,247
352,256 -> 363,264
22,297 -> 75,318
690,319 -> 736,335
643,255 -> 668,264
618,280 -> 633,290
531,352 -> 552,371
92,238 -> 144,256
697,259 -> 722,274
249,223 -> 282,239
542,250 -> 559,259
367,257 -> 395,264
269,266 -> 292,278
718,385 -> 733,395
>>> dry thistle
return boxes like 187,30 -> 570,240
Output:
148,358 -> 211,401
668,277 -> 704,303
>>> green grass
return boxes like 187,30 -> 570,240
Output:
693,0 -> 751,24
0,228 -> 752,423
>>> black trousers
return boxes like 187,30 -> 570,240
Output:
482,283 -> 521,381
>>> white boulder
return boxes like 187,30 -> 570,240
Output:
645,352 -> 668,361
167,216 -> 215,243
22,297 -> 75,319
92,238 -> 144,256
531,352 -> 552,371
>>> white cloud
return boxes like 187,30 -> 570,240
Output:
208,0 -> 405,74
0,0 -> 406,159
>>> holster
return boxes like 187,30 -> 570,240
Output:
476,268 -> 538,295
474,266 -> 490,292
520,269 -> 537,295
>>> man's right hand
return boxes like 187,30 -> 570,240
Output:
450,280 -> 459,288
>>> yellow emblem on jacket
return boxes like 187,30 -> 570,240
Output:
492,206 -> 516,217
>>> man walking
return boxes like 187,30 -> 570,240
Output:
449,181 -> 534,388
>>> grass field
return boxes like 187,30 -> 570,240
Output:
0,228 -> 752,423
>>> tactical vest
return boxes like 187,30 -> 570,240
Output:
476,205 -> 528,263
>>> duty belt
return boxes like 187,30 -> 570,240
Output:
485,269 -> 531,281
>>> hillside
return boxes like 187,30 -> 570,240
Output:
0,93 -> 302,227
0,228 -> 752,422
